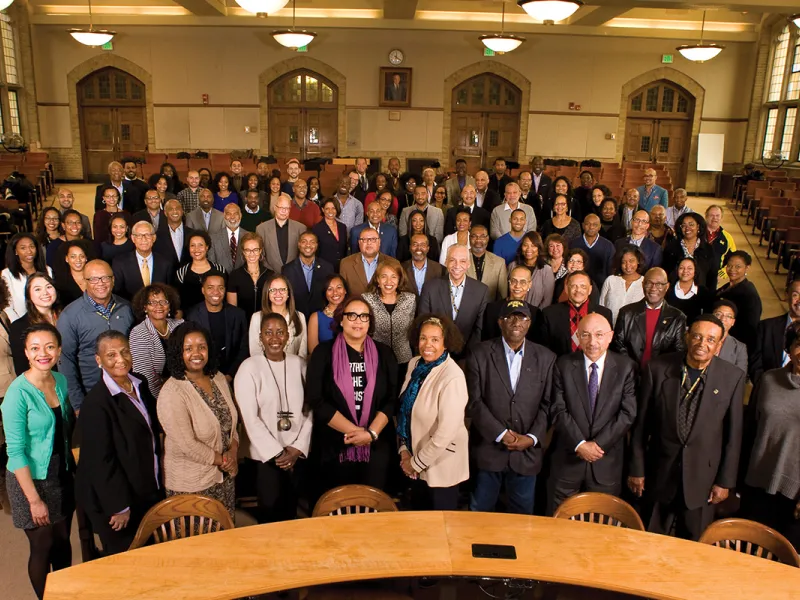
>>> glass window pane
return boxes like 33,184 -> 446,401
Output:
640,136 -> 651,153
763,108 -> 779,157
787,43 -> 800,101
290,75 -> 302,102
471,79 -> 484,105
321,83 -> 333,103
469,130 -> 479,147
98,73 -> 111,99
289,126 -> 298,144
504,87 -> 516,106
489,130 -> 499,147
8,90 -> 20,134
456,87 -> 468,105
114,75 -> 127,100
130,82 -> 143,101
631,94 -> 642,112
120,123 -> 131,142
662,87 -> 675,112
645,87 -> 659,111
677,96 -> 688,113
0,96 -> 5,134
768,26 -> 790,102
659,137 -> 670,153
488,80 -> 500,106
309,127 -> 319,145
83,82 -> 95,100
306,76 -> 318,103
0,15 -> 18,85
780,107 -> 797,158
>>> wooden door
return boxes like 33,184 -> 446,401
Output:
82,106 -> 116,182
305,110 -> 337,157
116,107 -> 147,156
451,112 -> 484,173
270,108 -> 303,156
653,119 -> 689,170
624,119 -> 656,162
485,112 -> 518,166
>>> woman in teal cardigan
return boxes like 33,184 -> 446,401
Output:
1,323 -> 74,600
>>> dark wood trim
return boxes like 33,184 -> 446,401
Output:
527,110 -> 620,118
36,102 -> 69,107
700,117 -> 749,123
347,105 -> 444,112
153,103 -> 260,108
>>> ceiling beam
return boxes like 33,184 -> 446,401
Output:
172,0 -> 227,17
568,6 -> 630,27
581,0 -> 800,11
383,0 -> 417,20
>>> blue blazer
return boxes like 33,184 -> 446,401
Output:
614,237 -> 663,271
349,223 -> 398,258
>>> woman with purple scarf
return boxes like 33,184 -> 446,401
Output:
305,296 -> 398,499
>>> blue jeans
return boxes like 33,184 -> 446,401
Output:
470,469 -> 536,514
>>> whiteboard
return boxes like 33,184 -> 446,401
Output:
697,133 -> 725,172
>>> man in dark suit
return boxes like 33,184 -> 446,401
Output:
386,73 -> 406,102
749,280 -> 800,385
474,170 -> 501,213
614,209 -> 663,270
402,233 -> 443,297
123,158 -> 150,213
94,160 -> 141,214
537,271 -> 612,357
569,214 -> 615,286
443,184 -> 490,237
154,199 -> 195,267
282,231 -> 334,321
467,300 -> 555,514
629,315 -> 745,541
349,200 -> 398,258
548,313 -> 637,514
186,270 -> 248,380
488,157 -> 514,198
133,189 -> 169,244
112,221 -> 174,301
76,331 -> 163,555
418,244 -> 488,353
613,267 -> 686,368
528,156 -> 552,229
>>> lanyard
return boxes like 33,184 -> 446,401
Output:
680,366 -> 706,402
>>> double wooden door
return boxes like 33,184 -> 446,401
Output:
81,106 -> 147,181
270,108 -> 337,159
451,111 -> 518,173
624,118 -> 690,186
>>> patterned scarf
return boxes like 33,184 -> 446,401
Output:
86,294 -> 116,321
332,333 -> 378,463
397,352 -> 449,450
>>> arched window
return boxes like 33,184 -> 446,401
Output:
453,74 -> 520,113
269,70 -> 337,107
761,24 -> 800,161
628,82 -> 692,117
0,13 -> 22,135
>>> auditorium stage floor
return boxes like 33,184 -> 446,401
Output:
0,189 -> 788,600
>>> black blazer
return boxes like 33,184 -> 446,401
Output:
715,279 -> 762,349
75,373 -> 163,519
132,209 -> 171,245
153,225 -> 198,267
537,301 -> 613,357
397,234 -> 440,264
112,251 -> 174,301
311,220 -> 348,270
550,350 -> 637,486
488,174 -> 514,198
94,179 -> 143,215
305,338 -> 398,464
282,256 -> 334,321
630,352 -> 744,510
612,300 -> 687,366
466,338 -> 555,477
479,189 -> 502,214
418,276 -> 489,351
185,303 -> 249,377
444,205 -> 491,237
749,313 -> 790,386
663,239 -> 717,291
482,299 -> 539,342
614,237 -> 663,271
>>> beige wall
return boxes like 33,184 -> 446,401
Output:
30,25 -> 756,186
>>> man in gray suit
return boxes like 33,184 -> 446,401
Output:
256,195 -> 306,274
418,244 -> 488,354
445,159 -> 476,208
185,188 -> 225,235
399,185 -> 444,244
466,225 -> 507,302
467,300 -> 555,514
209,204 -> 245,273
548,312 -> 637,515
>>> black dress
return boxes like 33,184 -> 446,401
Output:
101,239 -> 135,264
54,272 -> 86,308
663,239 -> 718,292
396,234 -> 439,264
716,279 -> 763,348
228,265 -> 273,321
665,283 -> 715,325
311,220 -> 348,270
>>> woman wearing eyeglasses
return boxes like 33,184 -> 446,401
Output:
128,283 -> 183,398
248,274 -> 307,360
663,212 -> 717,292
305,296 -> 397,497
226,233 -> 273,322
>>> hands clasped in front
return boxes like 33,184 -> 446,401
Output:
343,428 -> 372,447
501,431 -> 534,451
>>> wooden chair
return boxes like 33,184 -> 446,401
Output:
128,494 -> 234,550
767,215 -> 800,257
776,227 -> 800,273
759,204 -> 796,245
312,484 -> 398,517
752,196 -> 789,233
747,189 -> 783,225
553,492 -> 645,531
740,180 -> 770,213
699,518 -> 800,567
773,181 -> 798,193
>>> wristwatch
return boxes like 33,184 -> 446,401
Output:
367,428 -> 379,442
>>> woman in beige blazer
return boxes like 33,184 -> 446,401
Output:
398,313 -> 469,510
158,322 -> 239,520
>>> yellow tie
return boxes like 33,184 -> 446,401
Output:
140,258 -> 151,286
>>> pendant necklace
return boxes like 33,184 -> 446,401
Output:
266,356 -> 293,431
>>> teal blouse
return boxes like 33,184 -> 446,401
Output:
1,372 -> 72,479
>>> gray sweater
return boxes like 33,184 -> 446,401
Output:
57,293 -> 135,411
745,367 -> 800,499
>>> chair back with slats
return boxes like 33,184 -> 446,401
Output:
553,492 -> 645,531
312,485 -> 398,517
128,494 -> 234,550
699,519 -> 800,567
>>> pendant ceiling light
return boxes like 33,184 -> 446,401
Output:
235,0 -> 288,17
517,0 -> 582,25
68,0 -> 115,47
272,0 -> 316,49
480,1 -> 525,54
676,11 -> 724,62
0,1 -> 14,12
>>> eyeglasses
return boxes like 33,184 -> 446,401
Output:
86,275 -> 113,284
269,287 -> 288,295
44,216 -> 60,222
147,299 -> 170,307
579,331 -> 611,341
509,278 -> 531,286
503,314 -> 530,323
344,312 -> 370,322
471,234 -> 489,240
103,194 -> 118,200
360,238 -> 380,243
632,218 -> 649,225
242,248 -> 261,255
712,312 -> 735,322
643,281 -> 667,289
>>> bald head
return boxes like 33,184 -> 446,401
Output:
578,312 -> 613,361
583,213 -> 600,240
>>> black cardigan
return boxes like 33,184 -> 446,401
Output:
716,279 -> 763,348
305,337 -> 398,463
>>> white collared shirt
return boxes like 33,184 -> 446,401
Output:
495,339 -> 538,446
673,282 -> 698,299
169,223 -> 184,259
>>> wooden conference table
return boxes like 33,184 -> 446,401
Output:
44,511 -> 800,600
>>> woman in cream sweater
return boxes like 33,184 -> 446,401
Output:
398,313 -> 469,510
158,323 -> 239,520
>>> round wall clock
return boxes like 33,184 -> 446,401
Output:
388,49 -> 404,65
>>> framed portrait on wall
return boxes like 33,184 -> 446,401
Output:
379,67 -> 412,108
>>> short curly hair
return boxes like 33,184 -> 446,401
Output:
407,313 -> 464,356
333,295 -> 375,337
164,322 -> 219,380
132,283 -> 181,320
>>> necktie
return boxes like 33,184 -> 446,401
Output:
361,175 -> 367,191
140,258 -> 151,287
588,363 -> 598,415
230,231 -> 238,265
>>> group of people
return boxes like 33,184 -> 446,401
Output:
0,154 -> 796,600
